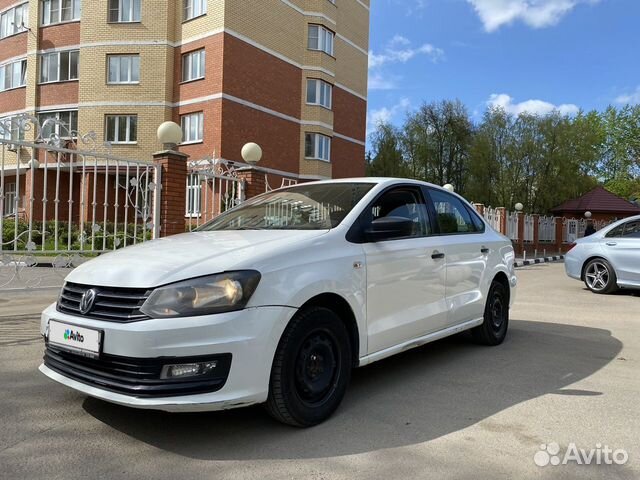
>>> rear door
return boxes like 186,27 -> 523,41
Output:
603,219 -> 640,285
425,188 -> 489,327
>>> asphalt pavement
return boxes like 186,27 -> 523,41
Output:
0,263 -> 638,479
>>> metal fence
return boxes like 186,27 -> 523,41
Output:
0,114 -> 159,289
538,216 -> 556,242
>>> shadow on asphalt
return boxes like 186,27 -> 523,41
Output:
83,319 -> 622,460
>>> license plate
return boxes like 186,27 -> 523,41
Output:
48,320 -> 101,358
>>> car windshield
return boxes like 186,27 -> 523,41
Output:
197,182 -> 375,231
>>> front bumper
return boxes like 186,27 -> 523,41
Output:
39,303 -> 297,411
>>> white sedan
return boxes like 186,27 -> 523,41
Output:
565,214 -> 640,294
40,178 -> 517,426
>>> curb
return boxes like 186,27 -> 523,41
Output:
514,255 -> 564,268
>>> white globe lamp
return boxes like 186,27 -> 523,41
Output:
584,211 -> 592,218
443,183 -> 454,193
514,202 -> 524,212
157,121 -> 182,150
241,142 -> 263,165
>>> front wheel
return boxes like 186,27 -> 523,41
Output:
472,281 -> 509,346
584,258 -> 618,294
266,306 -> 352,427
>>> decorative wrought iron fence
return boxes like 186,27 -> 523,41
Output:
538,216 -> 556,242
0,114 -> 160,289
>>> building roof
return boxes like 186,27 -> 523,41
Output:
551,186 -> 640,214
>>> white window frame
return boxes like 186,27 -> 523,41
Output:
181,49 -> 205,82
184,0 -> 206,21
185,173 -> 201,217
0,3 -> 29,39
0,116 -> 25,142
0,59 -> 27,92
181,112 -> 204,144
306,78 -> 332,109
41,0 -> 81,26
105,115 -> 138,144
107,55 -> 140,84
38,110 -> 78,139
308,24 -> 334,56
305,133 -> 331,162
2,182 -> 17,216
39,50 -> 79,84
108,0 -> 141,23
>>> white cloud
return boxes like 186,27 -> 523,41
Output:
367,98 -> 412,131
368,72 -> 398,90
368,40 -> 443,69
615,86 -> 640,105
488,93 -> 580,116
466,0 -> 600,32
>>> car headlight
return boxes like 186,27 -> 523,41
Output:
140,271 -> 261,318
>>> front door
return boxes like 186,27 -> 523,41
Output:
362,186 -> 448,354
603,219 -> 640,285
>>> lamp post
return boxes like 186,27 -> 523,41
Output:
157,121 -> 183,151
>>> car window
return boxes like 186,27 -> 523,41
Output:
429,189 -> 479,234
366,187 -> 430,237
622,220 -> 640,238
606,225 -> 625,238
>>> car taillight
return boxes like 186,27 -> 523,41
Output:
566,242 -> 577,252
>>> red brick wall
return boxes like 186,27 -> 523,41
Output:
173,98 -> 222,159
220,98 -> 300,173
222,34 -> 301,119
331,137 -> 365,178
333,86 -> 366,142
0,87 -> 26,114
37,82 -> 79,107
0,33 -> 27,63
39,22 -> 81,50
173,34 -> 223,103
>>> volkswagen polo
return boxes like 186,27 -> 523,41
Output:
40,178 -> 517,426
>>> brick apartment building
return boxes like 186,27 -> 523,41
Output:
0,0 -> 370,218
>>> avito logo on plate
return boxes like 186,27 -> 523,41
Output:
534,442 -> 628,467
63,329 -> 84,343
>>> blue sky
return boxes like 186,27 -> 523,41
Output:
366,0 -> 640,133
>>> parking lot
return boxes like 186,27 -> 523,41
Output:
0,263 -> 638,480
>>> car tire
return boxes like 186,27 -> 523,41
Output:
583,258 -> 618,294
266,306 -> 352,427
472,280 -> 509,346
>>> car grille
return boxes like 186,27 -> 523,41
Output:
44,344 -> 232,397
57,282 -> 152,322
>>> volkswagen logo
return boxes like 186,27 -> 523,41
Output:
79,288 -> 98,314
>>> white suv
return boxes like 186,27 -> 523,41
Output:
40,178 -> 516,426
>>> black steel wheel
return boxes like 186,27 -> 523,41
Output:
472,280 -> 509,346
266,306 -> 351,427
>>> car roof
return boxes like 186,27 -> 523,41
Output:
299,177 -> 447,191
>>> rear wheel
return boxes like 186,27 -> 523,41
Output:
472,280 -> 509,346
266,306 -> 352,427
584,258 -> 618,294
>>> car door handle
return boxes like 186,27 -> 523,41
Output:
481,247 -> 490,254
431,251 -> 445,260
606,242 -> 617,246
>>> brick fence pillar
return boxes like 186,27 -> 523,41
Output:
554,217 -> 564,255
497,207 -> 507,235
153,150 -> 188,237
236,168 -> 266,199
473,203 -> 485,216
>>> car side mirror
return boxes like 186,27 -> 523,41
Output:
365,216 -> 414,242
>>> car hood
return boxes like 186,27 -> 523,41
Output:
66,230 -> 329,288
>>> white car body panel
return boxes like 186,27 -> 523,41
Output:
40,177 -> 517,412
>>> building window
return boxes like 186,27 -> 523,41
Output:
3,182 -> 17,216
41,0 -> 81,26
0,116 -> 25,141
107,55 -> 140,84
305,133 -> 331,161
108,0 -> 141,23
181,49 -> 205,82
181,112 -> 203,143
308,24 -> 334,56
185,174 -> 201,216
39,50 -> 79,84
306,79 -> 332,109
184,0 -> 206,21
0,59 -> 27,92
0,3 -> 29,39
38,110 -> 78,138
105,115 -> 137,144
